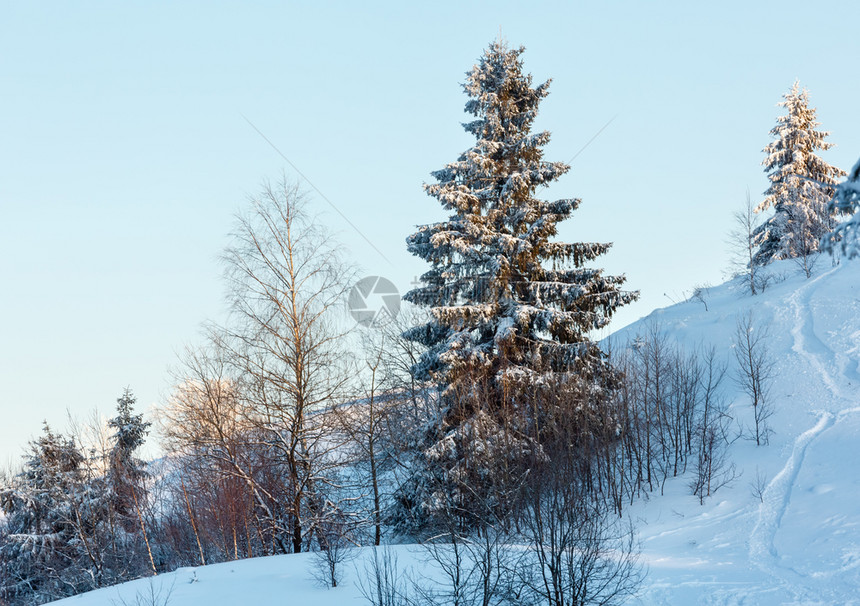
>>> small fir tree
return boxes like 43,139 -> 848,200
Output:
107,388 -> 151,530
107,388 -> 159,576
753,81 -> 845,265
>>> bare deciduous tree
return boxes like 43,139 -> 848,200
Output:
220,179 -> 357,553
727,191 -> 766,295
334,336 -> 389,547
749,467 -> 768,503
733,312 -> 775,446
160,338 -> 286,557
689,348 -> 738,504
162,179 -> 357,556
608,326 -> 741,507
374,305 -> 435,427
334,310 -> 436,548
310,511 -> 355,588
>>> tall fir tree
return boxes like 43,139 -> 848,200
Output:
397,41 -> 637,529
753,81 -> 845,265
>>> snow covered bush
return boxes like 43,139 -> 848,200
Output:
0,425 -> 88,604
518,448 -> 643,606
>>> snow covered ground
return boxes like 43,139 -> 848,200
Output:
51,257 -> 860,605
49,548 -> 407,606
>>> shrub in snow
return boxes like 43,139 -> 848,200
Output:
607,326 -> 739,505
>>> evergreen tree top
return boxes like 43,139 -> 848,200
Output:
461,41 -> 551,144
425,41 -> 568,220
758,80 -> 845,212
108,388 -> 150,460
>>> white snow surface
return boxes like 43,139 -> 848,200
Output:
51,258 -> 860,605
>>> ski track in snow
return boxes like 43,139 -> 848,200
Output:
789,267 -> 848,401
748,409 -> 834,599
744,265 -> 860,603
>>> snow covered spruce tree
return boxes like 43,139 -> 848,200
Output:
822,157 -> 860,258
753,81 -> 845,266
0,424 -> 87,604
396,41 -> 637,530
107,388 -> 157,574
107,389 -> 151,532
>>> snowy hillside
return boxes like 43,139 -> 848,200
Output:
51,258 -> 860,606
617,258 -> 860,605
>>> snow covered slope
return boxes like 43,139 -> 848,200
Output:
617,258 -> 860,605
51,258 -> 860,605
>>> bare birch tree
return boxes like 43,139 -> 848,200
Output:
221,179 -> 357,553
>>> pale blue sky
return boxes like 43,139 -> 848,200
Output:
1,1 -> 858,462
